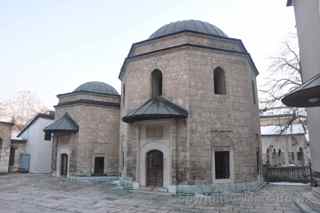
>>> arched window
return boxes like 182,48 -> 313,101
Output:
213,67 -> 226,94
151,70 -> 163,98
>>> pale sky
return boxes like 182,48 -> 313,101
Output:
0,0 -> 296,108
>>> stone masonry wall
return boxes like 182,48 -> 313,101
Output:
54,93 -> 120,176
0,122 -> 13,173
120,33 -> 260,186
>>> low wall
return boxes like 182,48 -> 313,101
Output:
263,165 -> 311,183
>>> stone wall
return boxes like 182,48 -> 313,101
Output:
53,93 -> 120,176
0,122 -> 13,173
120,33 -> 260,187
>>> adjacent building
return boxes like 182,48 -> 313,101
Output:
9,112 -> 54,173
119,20 -> 261,191
260,108 -> 310,167
45,82 -> 120,177
0,121 -> 14,173
287,0 -> 320,181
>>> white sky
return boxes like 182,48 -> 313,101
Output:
0,0 -> 296,108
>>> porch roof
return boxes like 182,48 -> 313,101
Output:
282,73 -> 320,107
122,97 -> 188,123
44,113 -> 79,133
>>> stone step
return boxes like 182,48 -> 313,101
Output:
295,198 -> 319,213
312,187 -> 320,200
302,192 -> 320,212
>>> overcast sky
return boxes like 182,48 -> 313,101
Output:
0,0 -> 296,108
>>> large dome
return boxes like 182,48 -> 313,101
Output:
74,81 -> 119,95
149,20 -> 227,39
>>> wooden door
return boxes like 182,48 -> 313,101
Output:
146,150 -> 163,187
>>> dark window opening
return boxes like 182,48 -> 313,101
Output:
9,147 -> 15,166
94,157 -> 104,176
215,151 -> 230,179
297,148 -> 304,161
44,132 -> 51,141
214,67 -> 226,94
252,80 -> 257,104
151,70 -> 163,98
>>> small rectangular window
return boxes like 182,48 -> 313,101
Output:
215,151 -> 230,179
44,132 -> 51,141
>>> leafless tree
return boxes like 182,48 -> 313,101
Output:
259,34 -> 307,133
0,91 -> 48,128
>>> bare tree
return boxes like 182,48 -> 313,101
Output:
0,91 -> 48,127
259,34 -> 307,133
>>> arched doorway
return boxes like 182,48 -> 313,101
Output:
60,153 -> 68,176
146,150 -> 163,187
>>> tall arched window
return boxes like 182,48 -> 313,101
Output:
151,69 -> 163,98
213,67 -> 226,94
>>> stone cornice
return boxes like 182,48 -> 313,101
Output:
120,43 -> 259,80
55,99 -> 120,108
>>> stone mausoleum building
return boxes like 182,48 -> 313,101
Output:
45,82 -> 120,176
119,20 -> 261,191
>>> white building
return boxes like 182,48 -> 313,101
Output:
285,1 -> 320,211
287,0 -> 320,179
12,113 -> 54,173
260,108 -> 310,167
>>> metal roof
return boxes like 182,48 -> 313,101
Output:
17,112 -> 55,137
282,73 -> 320,107
44,113 -> 78,133
74,81 -> 119,96
149,20 -> 227,39
122,97 -> 188,123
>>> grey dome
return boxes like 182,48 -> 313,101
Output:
149,20 -> 227,39
74,81 -> 119,95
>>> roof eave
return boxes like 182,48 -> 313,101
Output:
118,30 -> 256,80
122,114 -> 187,123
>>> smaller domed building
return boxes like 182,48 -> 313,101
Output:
45,82 -> 120,176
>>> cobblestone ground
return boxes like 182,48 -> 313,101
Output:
0,174 -> 310,213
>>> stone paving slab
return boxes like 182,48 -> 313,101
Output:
0,174 -> 311,213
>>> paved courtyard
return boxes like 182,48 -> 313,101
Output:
0,174 -> 310,213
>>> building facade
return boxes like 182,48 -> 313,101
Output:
45,82 -> 120,177
119,20 -> 261,191
288,0 -> 320,179
10,113 -> 54,173
0,121 -> 13,173
260,108 -> 310,167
